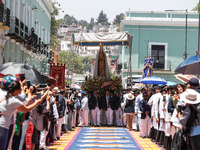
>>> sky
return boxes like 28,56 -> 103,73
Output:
54,0 -> 199,22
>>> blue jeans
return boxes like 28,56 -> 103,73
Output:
5,124 -> 14,149
0,126 -> 9,150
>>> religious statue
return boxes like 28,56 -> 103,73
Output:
93,43 -> 110,78
142,58 -> 153,79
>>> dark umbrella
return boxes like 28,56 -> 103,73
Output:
175,55 -> 200,75
43,74 -> 57,85
0,62 -> 46,85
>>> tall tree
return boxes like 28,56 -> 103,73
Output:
82,56 -> 95,73
63,14 -> 78,26
50,4 -> 60,49
78,20 -> 88,28
59,51 -> 84,74
87,18 -> 95,30
113,13 -> 125,25
96,10 -> 108,25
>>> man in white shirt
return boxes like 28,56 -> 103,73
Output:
78,91 -> 89,127
135,88 -> 146,133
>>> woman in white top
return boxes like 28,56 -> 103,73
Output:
0,80 -> 48,150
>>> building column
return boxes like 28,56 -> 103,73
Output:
0,28 -> 9,65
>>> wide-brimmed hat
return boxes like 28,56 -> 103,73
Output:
53,87 -> 60,93
182,89 -> 200,104
125,93 -> 135,100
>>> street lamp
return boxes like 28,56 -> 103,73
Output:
32,6 -> 37,12
165,9 -> 188,60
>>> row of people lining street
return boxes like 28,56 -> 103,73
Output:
0,74 -> 200,150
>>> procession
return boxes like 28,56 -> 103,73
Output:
1,0 -> 200,150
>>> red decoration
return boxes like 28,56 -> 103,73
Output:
50,63 -> 65,89
26,121 -> 34,150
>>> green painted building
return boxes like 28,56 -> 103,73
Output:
120,11 -> 199,83
0,0 -> 53,74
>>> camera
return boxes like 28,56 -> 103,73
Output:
55,95 -> 59,102
40,84 -> 47,88
27,80 -> 31,89
36,92 -> 41,99
20,74 -> 26,81
177,105 -> 186,114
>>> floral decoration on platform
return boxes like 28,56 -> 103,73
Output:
81,76 -> 123,94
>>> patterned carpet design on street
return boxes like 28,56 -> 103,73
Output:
47,127 -> 81,150
48,127 -> 160,150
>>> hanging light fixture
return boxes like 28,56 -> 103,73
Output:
32,6 -> 37,11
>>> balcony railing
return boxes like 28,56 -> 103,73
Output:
8,16 -> 26,43
24,25 -> 28,40
20,21 -> 24,38
153,60 -> 172,71
8,16 -> 20,36
3,7 -> 10,27
0,3 -> 3,24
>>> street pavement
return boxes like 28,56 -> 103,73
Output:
48,127 -> 161,150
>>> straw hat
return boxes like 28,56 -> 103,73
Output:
125,93 -> 135,100
182,89 -> 200,104
53,87 -> 60,93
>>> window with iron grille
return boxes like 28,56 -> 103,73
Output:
151,45 -> 165,70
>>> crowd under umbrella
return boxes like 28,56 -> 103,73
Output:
140,77 -> 167,85
175,54 -> 200,75
0,62 -> 46,85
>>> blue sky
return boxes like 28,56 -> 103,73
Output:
55,0 -> 199,22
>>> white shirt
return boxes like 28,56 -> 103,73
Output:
153,93 -> 162,119
0,89 -> 23,129
134,93 -> 143,117
106,95 -> 110,108
81,96 -> 89,110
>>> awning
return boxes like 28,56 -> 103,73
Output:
73,32 -> 129,46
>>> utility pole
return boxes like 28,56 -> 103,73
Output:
165,9 -> 188,60
184,9 -> 188,60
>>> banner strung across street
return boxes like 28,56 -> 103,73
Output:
50,63 -> 65,89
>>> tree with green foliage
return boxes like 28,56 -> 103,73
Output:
96,10 -> 108,25
87,18 -> 95,30
81,56 -> 95,73
113,13 -> 124,25
193,2 -> 200,13
50,4 -> 60,49
78,20 -> 89,28
63,14 -> 78,26
59,51 -> 84,83
59,51 -> 84,74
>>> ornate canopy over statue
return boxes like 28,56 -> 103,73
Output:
72,32 -> 133,85
93,43 -> 110,78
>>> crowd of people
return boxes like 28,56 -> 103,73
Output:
122,77 -> 200,150
0,74 -> 200,150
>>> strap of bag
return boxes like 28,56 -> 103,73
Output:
0,97 -> 6,104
